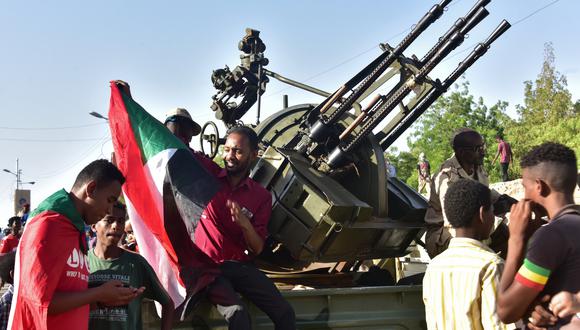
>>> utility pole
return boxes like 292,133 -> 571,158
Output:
15,157 -> 20,190
3,158 -> 35,213
3,158 -> 34,190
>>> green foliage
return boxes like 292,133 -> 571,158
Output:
507,42 -> 580,175
213,145 -> 225,168
516,42 -> 575,125
401,80 -> 512,184
398,42 -> 579,187
385,148 -> 418,187
507,117 -> 579,171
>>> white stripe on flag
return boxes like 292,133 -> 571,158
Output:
126,148 -> 186,307
126,197 -> 186,307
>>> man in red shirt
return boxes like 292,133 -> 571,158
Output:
8,159 -> 144,330
492,133 -> 513,182
0,217 -> 22,254
194,126 -> 295,330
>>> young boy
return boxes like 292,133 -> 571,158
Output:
88,202 -> 173,330
9,159 -> 143,330
121,220 -> 138,253
497,142 -> 579,328
0,217 -> 21,254
423,178 -> 507,329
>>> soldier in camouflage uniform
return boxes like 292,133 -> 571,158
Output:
424,128 -> 501,259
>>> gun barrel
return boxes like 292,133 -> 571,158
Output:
333,4 -> 489,153
421,0 -> 489,64
446,20 -> 511,85
484,19 -> 511,47
460,7 -> 489,35
339,94 -> 382,140
379,87 -> 442,150
320,0 -> 452,127
341,16 -> 481,153
332,20 -> 509,167
379,20 -> 512,150
319,86 -> 347,113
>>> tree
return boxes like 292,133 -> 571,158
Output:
517,42 -> 575,125
402,80 -> 512,185
393,43 -> 578,189
385,147 -> 417,187
507,42 -> 579,173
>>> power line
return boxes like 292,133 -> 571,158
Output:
0,137 -> 104,142
35,134 -> 110,179
264,44 -> 380,98
264,0 -> 471,99
0,122 -> 106,130
266,0 -> 561,98
512,0 -> 561,25
97,138 -> 112,159
264,25 -> 417,98
442,0 -> 562,63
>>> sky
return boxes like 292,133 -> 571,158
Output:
0,0 -> 578,221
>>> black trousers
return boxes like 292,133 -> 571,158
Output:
500,162 -> 509,182
205,261 -> 296,330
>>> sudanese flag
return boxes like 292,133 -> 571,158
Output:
108,81 -> 219,310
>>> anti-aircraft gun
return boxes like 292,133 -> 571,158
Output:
202,0 -> 510,277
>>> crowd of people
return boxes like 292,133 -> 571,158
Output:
0,82 -> 576,330
423,128 -> 580,329
0,86 -> 296,330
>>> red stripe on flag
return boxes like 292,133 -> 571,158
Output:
515,273 -> 544,291
108,83 -> 218,297
108,83 -> 175,257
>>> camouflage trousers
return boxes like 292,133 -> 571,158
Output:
425,225 -> 453,259
425,222 -> 509,259
418,178 -> 430,195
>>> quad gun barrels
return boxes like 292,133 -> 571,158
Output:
299,0 -> 510,169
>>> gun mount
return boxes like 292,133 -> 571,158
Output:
209,28 -> 269,128
203,0 -> 510,272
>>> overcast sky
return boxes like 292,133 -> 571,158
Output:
0,0 -> 577,221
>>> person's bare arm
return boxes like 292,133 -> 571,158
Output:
227,200 -> 264,255
160,299 -> 175,330
497,200 -> 540,323
48,280 -> 144,315
493,144 -> 501,165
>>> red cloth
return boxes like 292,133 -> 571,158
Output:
194,169 -> 271,263
192,151 -> 222,176
9,211 -> 90,330
498,140 -> 512,164
0,234 -> 19,254
108,82 -> 219,303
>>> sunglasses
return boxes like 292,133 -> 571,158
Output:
165,116 -> 194,127
458,144 -> 485,152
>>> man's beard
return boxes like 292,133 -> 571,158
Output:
226,163 -> 248,177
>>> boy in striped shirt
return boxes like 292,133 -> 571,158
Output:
497,142 -> 579,328
423,178 -> 507,329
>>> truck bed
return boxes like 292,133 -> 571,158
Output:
142,285 -> 426,329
